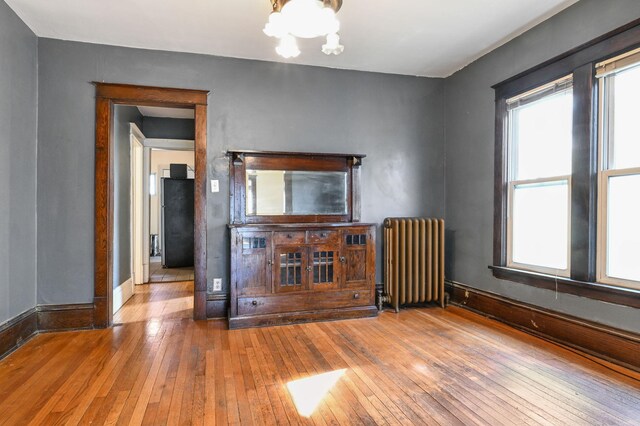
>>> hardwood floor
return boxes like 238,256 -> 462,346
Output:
114,281 -> 194,324
149,258 -> 195,283
1,283 -> 639,425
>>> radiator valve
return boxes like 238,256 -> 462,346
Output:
376,290 -> 391,311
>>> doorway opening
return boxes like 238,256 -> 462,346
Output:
111,104 -> 197,323
94,84 -> 208,327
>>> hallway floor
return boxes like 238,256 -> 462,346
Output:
149,257 -> 195,283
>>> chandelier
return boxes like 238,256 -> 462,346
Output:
263,0 -> 344,59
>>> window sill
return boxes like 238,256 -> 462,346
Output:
489,265 -> 640,309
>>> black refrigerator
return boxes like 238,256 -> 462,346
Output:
161,178 -> 195,268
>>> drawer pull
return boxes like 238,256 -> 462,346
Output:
251,300 -> 258,306
320,232 -> 327,238
287,234 -> 293,239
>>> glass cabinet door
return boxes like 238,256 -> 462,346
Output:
310,245 -> 340,290
343,231 -> 370,288
274,247 -> 306,293
236,232 -> 272,296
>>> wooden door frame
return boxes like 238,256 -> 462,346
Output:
130,124 -> 145,286
94,83 -> 209,327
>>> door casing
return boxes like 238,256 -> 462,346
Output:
94,83 -> 209,326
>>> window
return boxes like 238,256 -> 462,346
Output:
506,77 -> 573,275
597,50 -> 640,289
492,20 -> 640,307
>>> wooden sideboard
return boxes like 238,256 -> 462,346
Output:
229,223 -> 377,328
227,150 -> 378,328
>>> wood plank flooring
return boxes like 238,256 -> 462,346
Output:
149,258 -> 195,283
114,281 -> 193,324
1,282 -> 639,425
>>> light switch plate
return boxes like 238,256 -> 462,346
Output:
211,179 -> 219,193
213,278 -> 222,292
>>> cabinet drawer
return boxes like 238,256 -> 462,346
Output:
307,230 -> 340,244
274,231 -> 305,245
238,290 -> 372,316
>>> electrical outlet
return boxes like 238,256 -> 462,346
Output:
213,278 -> 222,292
210,179 -> 219,193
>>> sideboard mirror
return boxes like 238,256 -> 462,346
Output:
229,150 -> 364,224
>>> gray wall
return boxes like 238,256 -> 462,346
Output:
444,0 -> 640,333
36,39 -> 445,305
113,105 -> 142,289
142,117 -> 195,140
7,0 -> 638,333
0,1 -> 38,323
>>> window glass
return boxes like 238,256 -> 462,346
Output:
512,91 -> 573,180
512,181 -> 569,270
606,174 -> 640,282
611,65 -> 640,169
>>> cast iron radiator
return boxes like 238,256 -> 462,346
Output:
383,218 -> 446,312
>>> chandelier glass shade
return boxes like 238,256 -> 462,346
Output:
264,0 -> 344,58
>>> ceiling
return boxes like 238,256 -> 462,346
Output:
5,0 -> 578,77
137,106 -> 194,119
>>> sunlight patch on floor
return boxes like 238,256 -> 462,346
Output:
286,369 -> 347,417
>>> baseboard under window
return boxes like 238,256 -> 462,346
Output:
446,280 -> 640,373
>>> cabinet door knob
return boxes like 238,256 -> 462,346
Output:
251,300 -> 258,306
320,232 -> 327,238
339,256 -> 346,263
353,293 -> 360,299
306,266 -> 312,272
267,260 -> 272,266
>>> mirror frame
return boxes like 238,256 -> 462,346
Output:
229,150 -> 364,224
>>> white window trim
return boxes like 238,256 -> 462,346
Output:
506,175 -> 572,277
596,67 -> 640,289
597,168 -> 640,289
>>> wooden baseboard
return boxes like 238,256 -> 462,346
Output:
0,308 -> 38,360
37,303 -> 94,332
229,306 -> 379,330
206,294 -> 229,319
446,281 -> 640,372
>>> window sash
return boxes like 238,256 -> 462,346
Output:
597,167 -> 640,289
597,66 -> 640,289
506,80 -> 573,276
595,47 -> 640,78
506,75 -> 573,111
507,89 -> 573,182
507,175 -> 572,276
